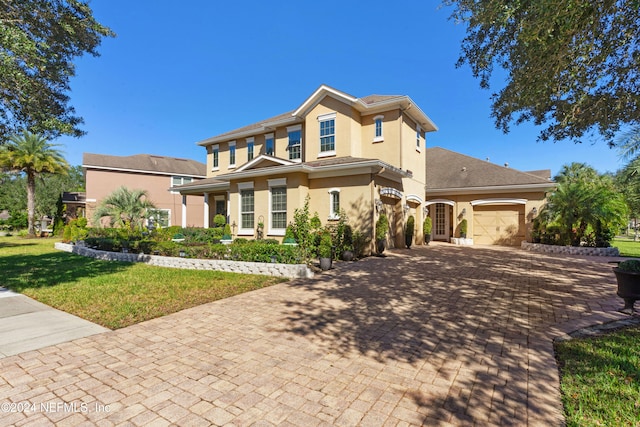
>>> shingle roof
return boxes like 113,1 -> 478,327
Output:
83,153 -> 206,177
426,147 -> 552,189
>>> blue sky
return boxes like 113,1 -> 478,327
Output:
56,0 -> 624,177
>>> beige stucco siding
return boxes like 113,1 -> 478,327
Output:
361,110 -> 402,167
426,191 -> 547,245
305,97 -> 359,160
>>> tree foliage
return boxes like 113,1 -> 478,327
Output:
0,130 -> 69,235
93,186 -> 156,231
0,0 -> 114,141
444,0 -> 640,145
542,163 -> 627,246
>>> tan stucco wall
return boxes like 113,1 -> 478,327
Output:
85,169 -> 205,228
426,191 -> 548,244
361,110 -> 402,167
305,96 -> 360,160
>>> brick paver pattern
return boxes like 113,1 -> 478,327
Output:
0,244 -> 627,426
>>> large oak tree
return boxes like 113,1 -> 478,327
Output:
0,0 -> 114,141
444,0 -> 640,145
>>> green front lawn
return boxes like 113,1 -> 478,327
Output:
612,237 -> 640,258
0,235 -> 286,329
555,326 -> 640,426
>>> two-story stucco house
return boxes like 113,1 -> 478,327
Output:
83,153 -> 207,228
174,85 -> 438,250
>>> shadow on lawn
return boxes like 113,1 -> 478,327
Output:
0,251 -> 132,292
277,244 -> 619,425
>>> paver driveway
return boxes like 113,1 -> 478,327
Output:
0,244 -> 629,426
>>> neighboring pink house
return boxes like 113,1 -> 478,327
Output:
83,153 -> 206,228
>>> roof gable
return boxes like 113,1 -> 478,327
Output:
197,84 -> 438,146
426,147 -> 552,190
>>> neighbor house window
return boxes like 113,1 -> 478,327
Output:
287,125 -> 302,161
247,138 -> 254,161
373,115 -> 384,142
172,176 -> 193,186
328,188 -> 340,220
265,133 -> 275,156
319,113 -> 336,155
148,209 -> 170,228
212,144 -> 219,170
238,182 -> 254,234
269,178 -> 287,234
171,175 -> 193,193
229,141 -> 236,167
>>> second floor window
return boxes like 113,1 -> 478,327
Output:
319,114 -> 336,154
416,126 -> 422,150
229,142 -> 236,167
288,130 -> 301,160
265,134 -> 275,156
247,141 -> 254,161
374,115 -> 384,142
172,176 -> 193,186
212,145 -> 219,169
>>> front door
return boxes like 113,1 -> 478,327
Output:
433,203 -> 450,241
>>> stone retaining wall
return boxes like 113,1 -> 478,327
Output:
55,243 -> 314,279
521,241 -> 620,257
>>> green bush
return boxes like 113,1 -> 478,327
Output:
459,219 -> 468,237
318,230 -> 333,258
375,213 -> 389,241
213,214 -> 226,228
405,215 -> 415,248
618,260 -> 640,273
423,216 -> 432,236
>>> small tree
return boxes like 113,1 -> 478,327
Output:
459,219 -> 468,238
405,215 -> 415,248
93,186 -> 155,231
423,216 -> 432,245
375,213 -> 389,254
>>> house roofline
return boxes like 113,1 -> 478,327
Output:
426,182 -> 556,196
83,164 -> 206,179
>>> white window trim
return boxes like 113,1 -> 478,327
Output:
212,144 -> 220,171
373,115 -> 384,143
318,112 -> 336,156
416,126 -> 422,153
286,125 -> 302,162
268,178 -> 287,236
148,208 -> 171,228
246,137 -> 255,161
264,133 -> 275,156
229,140 -> 236,169
328,188 -> 340,220
238,181 -> 254,235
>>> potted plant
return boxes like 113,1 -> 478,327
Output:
375,213 -> 389,255
423,216 -> 432,245
341,224 -> 354,261
283,225 -> 297,245
613,259 -> 640,314
460,219 -> 468,239
318,230 -> 333,271
221,223 -> 233,244
405,215 -> 415,249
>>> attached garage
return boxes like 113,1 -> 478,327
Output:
472,204 -> 525,246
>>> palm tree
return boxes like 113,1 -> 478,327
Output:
617,125 -> 640,161
93,186 -> 156,230
0,131 -> 69,236
545,163 -> 627,246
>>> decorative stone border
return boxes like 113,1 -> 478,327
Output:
521,241 -> 620,257
55,243 -> 314,279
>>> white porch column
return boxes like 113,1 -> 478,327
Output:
203,193 -> 210,229
181,195 -> 187,228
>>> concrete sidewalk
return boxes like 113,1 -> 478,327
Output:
0,288 -> 108,358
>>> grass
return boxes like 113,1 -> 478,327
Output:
555,326 -> 640,427
0,235 -> 286,329
612,237 -> 640,257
